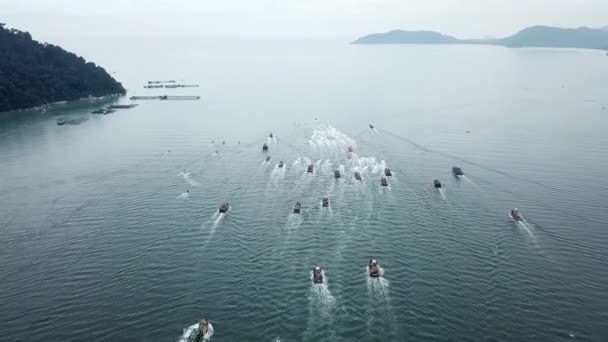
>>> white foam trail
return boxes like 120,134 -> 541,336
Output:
287,213 -> 303,228
308,124 -> 357,157
462,176 -> 480,189
309,270 -> 336,312
438,188 -> 447,200
178,323 -> 198,342
367,267 -> 390,301
203,210 -> 226,246
177,192 -> 190,200
510,214 -> 536,239
179,172 -> 202,187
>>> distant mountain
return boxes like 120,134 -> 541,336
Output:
0,23 -> 125,113
502,26 -> 608,49
352,30 -> 458,44
352,25 -> 608,50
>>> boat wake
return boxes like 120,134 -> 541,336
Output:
367,267 -> 390,302
179,171 -> 202,187
178,323 -> 198,342
462,175 -> 479,189
202,211 -> 226,247
177,191 -> 190,200
438,188 -> 447,200
510,215 -> 536,240
309,270 -> 337,315
308,124 -> 357,158
287,213 -> 303,228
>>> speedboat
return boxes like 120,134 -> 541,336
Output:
218,202 -> 230,214
312,266 -> 323,284
322,196 -> 329,207
384,167 -> 392,176
278,161 -> 285,168
266,156 -> 271,162
369,258 -> 380,278
381,177 -> 388,187
262,143 -> 268,151
510,208 -> 524,221
434,179 -> 442,189
293,202 -> 302,214
334,169 -> 341,179
269,132 -> 274,138
452,166 -> 464,176
369,124 -> 374,129
347,146 -> 354,153
190,317 -> 213,342
354,171 -> 362,181
56,119 -> 67,125
307,165 -> 314,173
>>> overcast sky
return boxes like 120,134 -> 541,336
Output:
2,0 -> 607,41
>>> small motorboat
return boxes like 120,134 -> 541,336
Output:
347,146 -> 354,153
293,202 -> 302,214
190,317 -> 213,342
380,177 -> 388,187
369,124 -> 374,129
56,119 -> 67,125
266,156 -> 271,162
369,258 -> 380,278
278,161 -> 285,168
218,202 -> 230,214
334,169 -> 341,179
434,179 -> 442,189
269,132 -> 274,138
452,166 -> 464,176
322,196 -> 329,207
312,266 -> 323,284
511,208 -> 524,221
262,143 -> 268,151
354,171 -> 362,181
307,165 -> 314,173
384,167 -> 392,176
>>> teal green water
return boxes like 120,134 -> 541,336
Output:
1,43 -> 608,341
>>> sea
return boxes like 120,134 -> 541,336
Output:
1,39 -> 608,341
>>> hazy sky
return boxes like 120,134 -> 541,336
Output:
2,0 -> 607,41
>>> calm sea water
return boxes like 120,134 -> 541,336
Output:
1,40 -> 608,341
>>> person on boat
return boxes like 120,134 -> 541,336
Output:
197,317 -> 209,336
186,189 -> 190,193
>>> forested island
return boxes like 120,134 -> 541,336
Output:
352,25 -> 608,50
0,23 -> 125,113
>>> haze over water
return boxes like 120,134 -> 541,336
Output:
1,40 -> 608,341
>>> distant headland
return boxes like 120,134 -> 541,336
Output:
0,23 -> 125,113
352,25 -> 608,50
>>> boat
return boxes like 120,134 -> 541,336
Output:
56,118 -> 67,125
452,166 -> 464,176
434,179 -> 442,189
354,171 -> 362,181
312,266 -> 323,284
218,202 -> 230,214
307,164 -> 314,173
347,146 -> 354,153
262,143 -> 268,151
380,177 -> 388,187
510,208 -> 524,221
293,202 -> 302,214
189,318 -> 214,342
322,196 -> 329,207
334,169 -> 341,179
278,161 -> 285,168
384,167 -> 392,176
266,156 -> 271,162
369,124 -> 374,129
91,108 -> 108,114
369,258 -> 380,278
269,132 -> 273,138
